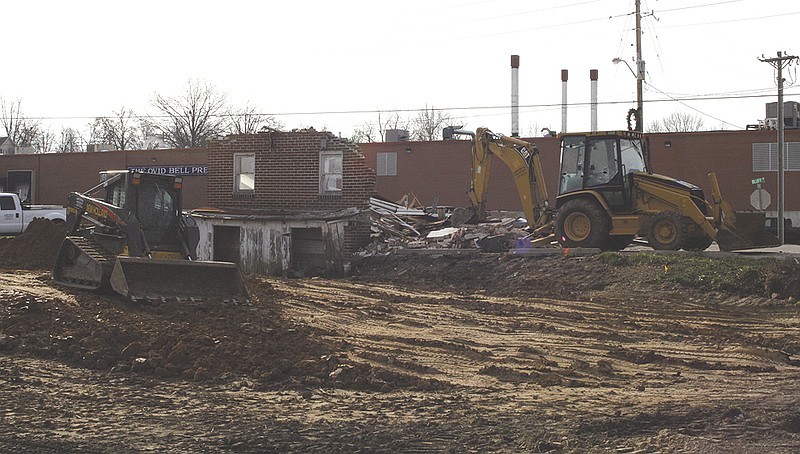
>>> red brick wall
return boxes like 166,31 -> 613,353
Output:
0,149 -> 208,209
207,130 -> 376,212
361,130 -> 800,213
359,137 -> 562,211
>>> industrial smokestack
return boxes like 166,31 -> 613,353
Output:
561,69 -> 568,133
590,69 -> 598,132
511,55 -> 520,137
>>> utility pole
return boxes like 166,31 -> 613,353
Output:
759,51 -> 799,244
635,0 -> 644,132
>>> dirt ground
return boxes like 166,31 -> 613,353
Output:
2,221 -> 800,452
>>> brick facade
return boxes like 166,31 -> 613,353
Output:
207,129 -> 375,214
205,129 -> 376,263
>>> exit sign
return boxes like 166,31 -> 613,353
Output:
751,177 -> 766,185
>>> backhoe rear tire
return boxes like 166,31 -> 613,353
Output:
646,211 -> 687,251
555,199 -> 610,249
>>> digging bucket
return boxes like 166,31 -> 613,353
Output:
716,211 -> 781,252
110,256 -> 248,302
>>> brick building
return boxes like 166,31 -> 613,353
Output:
0,148 -> 208,207
359,128 -> 800,224
191,129 -> 375,276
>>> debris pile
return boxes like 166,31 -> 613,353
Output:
363,196 -> 538,255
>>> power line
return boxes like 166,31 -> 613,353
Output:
20,89 -> 799,123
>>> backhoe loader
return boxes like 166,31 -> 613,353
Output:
53,170 -> 248,302
456,128 -> 779,252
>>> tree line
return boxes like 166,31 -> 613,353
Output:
0,81 -> 462,153
0,78 -> 707,153
0,80 -> 282,153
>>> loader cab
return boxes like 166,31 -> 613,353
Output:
100,171 -> 184,252
557,131 -> 648,211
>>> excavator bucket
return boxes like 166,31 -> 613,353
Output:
110,256 -> 248,302
716,211 -> 781,252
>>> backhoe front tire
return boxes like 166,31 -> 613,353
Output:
606,235 -> 635,251
646,211 -> 687,251
682,235 -> 714,252
555,199 -> 610,249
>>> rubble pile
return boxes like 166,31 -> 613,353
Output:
362,196 -> 537,255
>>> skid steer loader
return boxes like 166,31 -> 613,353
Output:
53,170 -> 248,302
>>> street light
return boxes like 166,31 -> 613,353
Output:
613,57 -> 644,132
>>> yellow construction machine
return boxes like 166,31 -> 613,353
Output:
455,127 -> 779,252
53,170 -> 248,302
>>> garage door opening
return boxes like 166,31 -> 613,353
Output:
214,226 -> 241,264
291,227 -> 325,275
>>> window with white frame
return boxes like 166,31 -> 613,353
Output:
320,151 -> 343,193
753,142 -> 800,171
234,153 -> 255,192
377,152 -> 397,176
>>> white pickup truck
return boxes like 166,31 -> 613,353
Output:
0,193 -> 66,234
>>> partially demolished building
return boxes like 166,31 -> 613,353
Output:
191,129 -> 375,276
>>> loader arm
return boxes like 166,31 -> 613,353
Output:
459,127 -> 552,232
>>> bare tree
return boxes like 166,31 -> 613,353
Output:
0,98 -> 41,147
351,111 -> 409,143
648,112 -> 705,133
32,128 -> 56,153
410,106 -> 453,141
150,80 -> 227,148
226,102 -> 282,135
90,107 -> 143,150
57,127 -> 86,153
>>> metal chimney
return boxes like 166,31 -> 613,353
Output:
511,55 -> 520,137
561,69 -> 568,133
590,69 -> 598,132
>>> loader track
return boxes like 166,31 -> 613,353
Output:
54,236 -> 117,289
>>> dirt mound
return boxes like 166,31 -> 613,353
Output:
0,218 -> 66,270
351,251 -> 800,301
0,272 -> 444,391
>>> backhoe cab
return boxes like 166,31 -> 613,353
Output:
555,131 -> 779,251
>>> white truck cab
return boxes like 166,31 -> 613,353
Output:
0,193 -> 66,235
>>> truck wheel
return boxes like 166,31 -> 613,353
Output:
646,211 -> 687,250
555,199 -> 610,249
682,235 -> 714,251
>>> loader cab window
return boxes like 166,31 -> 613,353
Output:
559,136 -> 585,194
585,138 -> 619,187
137,182 -> 177,246
620,138 -> 647,174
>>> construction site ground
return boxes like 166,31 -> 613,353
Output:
3,220 -> 800,452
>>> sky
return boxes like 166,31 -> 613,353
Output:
3,0 -> 800,141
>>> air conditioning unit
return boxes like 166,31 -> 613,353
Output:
385,129 -> 409,142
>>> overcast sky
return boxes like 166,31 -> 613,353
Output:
4,0 -> 799,140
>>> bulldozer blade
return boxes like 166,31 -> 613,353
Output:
110,256 -> 248,302
716,211 -> 781,252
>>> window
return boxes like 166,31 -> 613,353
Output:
559,136 -> 585,194
0,196 -> 15,211
234,153 -> 255,192
753,142 -> 800,171
320,152 -> 343,193
586,138 -> 619,187
377,152 -> 397,176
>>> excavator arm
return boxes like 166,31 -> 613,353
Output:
455,128 -> 554,235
